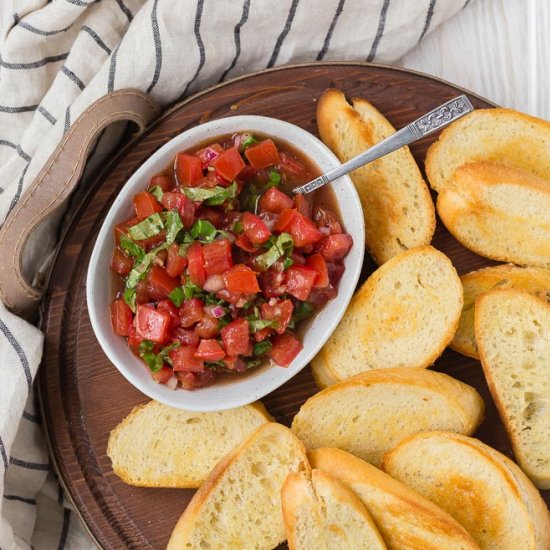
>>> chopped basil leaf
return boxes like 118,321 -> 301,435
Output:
190,219 -> 217,241
283,257 -> 294,270
149,185 -> 163,202
139,340 -> 180,373
248,318 -> 278,332
233,220 -> 244,234
292,301 -> 315,323
241,135 -> 257,149
123,287 -> 137,312
253,340 -> 272,356
177,232 -> 194,256
127,213 -> 164,240
263,170 -> 281,191
168,286 -> 184,307
165,210 -> 183,244
253,232 -> 294,271
125,243 -> 168,288
119,234 -> 145,260
245,358 -> 262,369
206,359 -> 226,368
183,182 -> 238,206
182,278 -> 203,300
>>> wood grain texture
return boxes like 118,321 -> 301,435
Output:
38,62 -> 549,550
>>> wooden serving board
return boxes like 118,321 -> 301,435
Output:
39,62 -> 549,549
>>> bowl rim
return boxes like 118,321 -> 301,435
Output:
86,114 -> 365,411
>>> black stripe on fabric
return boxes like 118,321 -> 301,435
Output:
0,104 -> 38,113
463,0 -> 472,7
177,0 -> 205,100
81,25 -> 111,54
16,146 -> 31,162
4,494 -> 37,505
419,0 -> 436,41
317,0 -> 346,61
146,0 -> 162,94
218,0 -> 250,82
66,0 -> 91,6
267,0 -> 300,68
0,317 -> 32,392
13,13 -> 20,25
57,482 -> 64,505
107,45 -> 119,92
0,52 -> 68,70
23,410 -> 41,423
63,107 -> 71,134
18,21 -> 71,36
116,0 -> 133,22
0,434 -> 8,470
0,140 -> 17,150
61,65 -> 85,90
37,105 -> 57,124
57,509 -> 71,550
9,457 -> 49,471
366,0 -> 390,62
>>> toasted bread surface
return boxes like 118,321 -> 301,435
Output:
425,108 -> 550,193
308,448 -> 480,550
437,162 -> 550,268
317,88 -> 435,264
452,265 -> 550,358
282,469 -> 387,550
292,367 -> 484,467
310,245 -> 462,386
107,400 -> 271,488
167,423 -> 309,550
475,289 -> 550,488
382,431 -> 550,550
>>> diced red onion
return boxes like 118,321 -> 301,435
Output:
236,297 -> 248,308
208,305 -> 226,319
203,274 -> 225,292
319,226 -> 331,236
165,375 -> 178,390
232,132 -> 251,149
263,217 -> 275,231
268,297 -> 277,306
203,147 -> 220,162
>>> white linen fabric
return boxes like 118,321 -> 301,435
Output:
0,0 -> 471,548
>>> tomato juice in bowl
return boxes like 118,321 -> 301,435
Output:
87,116 -> 364,411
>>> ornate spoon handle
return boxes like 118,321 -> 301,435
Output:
293,94 -> 474,195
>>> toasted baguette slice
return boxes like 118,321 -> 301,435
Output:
437,161 -> 550,268
282,469 -> 387,550
310,245 -> 463,387
452,265 -> 550,359
292,367 -> 484,467
107,401 -> 272,488
425,108 -> 550,193
475,289 -> 550,488
382,431 -> 550,550
167,423 -> 309,550
309,448 -> 480,550
317,88 -> 435,265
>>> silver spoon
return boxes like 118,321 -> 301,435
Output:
292,94 -> 474,195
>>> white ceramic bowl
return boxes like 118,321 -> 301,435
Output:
87,115 -> 364,411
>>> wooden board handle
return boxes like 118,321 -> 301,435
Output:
0,89 -> 160,320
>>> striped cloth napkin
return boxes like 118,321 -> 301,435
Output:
0,0 -> 470,548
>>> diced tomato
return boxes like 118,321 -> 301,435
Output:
285,265 -> 318,301
327,262 -> 345,286
216,289 -> 249,306
306,253 -> 329,288
173,327 -> 200,347
127,326 -> 143,348
221,318 -> 250,356
110,248 -> 134,276
258,187 -> 294,214
290,252 -> 305,265
309,285 -> 338,308
179,298 -> 205,327
224,264 -> 260,294
194,339 -> 225,361
244,139 -> 281,169
259,269 -> 286,298
166,242 -> 187,277
213,147 -> 245,181
195,207 -> 223,228
254,327 -> 272,342
261,299 -> 294,334
110,299 -> 133,336
175,153 -> 203,186
135,280 -> 150,304
313,205 -> 343,235
161,192 -> 196,228
274,208 -> 298,233
187,242 -> 206,287
195,313 -> 219,338
290,212 -> 323,248
203,239 -> 233,277
177,369 -> 216,389
268,332 -> 303,367
114,217 -> 139,246
148,174 -> 173,192
147,265 -> 179,298
137,231 -> 167,252
157,299 -> 180,330
134,305 -> 171,343
170,345 -> 204,372
295,193 -> 312,218
235,233 -> 257,253
242,212 -> 271,245
223,355 -> 238,370
279,151 -> 305,176
151,365 -> 173,384
319,234 -> 353,261
133,191 -> 163,219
